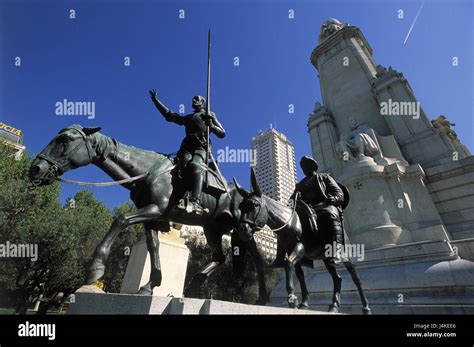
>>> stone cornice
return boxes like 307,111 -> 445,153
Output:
307,110 -> 336,129
311,26 -> 373,69
371,68 -> 414,96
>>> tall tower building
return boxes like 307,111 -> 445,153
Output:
251,126 -> 297,204
251,126 -> 297,259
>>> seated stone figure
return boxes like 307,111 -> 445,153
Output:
318,18 -> 347,42
431,115 -> 458,141
337,117 -> 379,161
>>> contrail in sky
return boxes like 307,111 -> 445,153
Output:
404,2 -> 425,45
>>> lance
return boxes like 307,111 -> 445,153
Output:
204,30 -> 227,190
206,29 -> 211,167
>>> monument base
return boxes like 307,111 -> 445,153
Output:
120,228 -> 189,297
269,257 -> 474,314
67,292 -> 334,315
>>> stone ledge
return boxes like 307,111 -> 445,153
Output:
67,293 -> 332,315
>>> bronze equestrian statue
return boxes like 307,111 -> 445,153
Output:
28,124 -> 270,304
234,161 -> 371,314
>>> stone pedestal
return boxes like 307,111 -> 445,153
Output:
120,229 -> 189,297
270,258 -> 474,314
425,156 -> 474,241
337,161 -> 450,250
67,292 -> 333,315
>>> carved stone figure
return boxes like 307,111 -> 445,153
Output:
318,18 -> 346,43
337,117 -> 379,160
431,115 -> 458,141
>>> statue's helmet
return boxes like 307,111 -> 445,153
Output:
192,95 -> 206,110
300,156 -> 319,173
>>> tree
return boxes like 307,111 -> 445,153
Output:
0,143 -> 111,313
0,144 -> 62,313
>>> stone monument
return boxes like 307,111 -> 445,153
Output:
120,225 -> 189,297
271,19 -> 474,313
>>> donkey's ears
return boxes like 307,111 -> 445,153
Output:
83,127 -> 102,135
250,167 -> 262,197
233,177 -> 250,198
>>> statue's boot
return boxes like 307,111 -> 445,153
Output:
328,224 -> 344,266
189,171 -> 208,215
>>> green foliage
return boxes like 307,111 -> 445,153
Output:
0,143 -> 111,313
184,233 -> 280,304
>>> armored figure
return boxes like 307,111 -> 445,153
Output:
291,156 -> 345,264
149,89 -> 226,214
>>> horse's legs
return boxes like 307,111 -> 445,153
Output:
246,238 -> 269,305
323,259 -> 342,313
284,242 -> 305,308
86,204 -> 162,284
184,223 -> 225,298
344,261 -> 371,315
295,262 -> 310,309
137,228 -> 162,295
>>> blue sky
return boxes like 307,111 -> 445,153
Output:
1,0 -> 472,209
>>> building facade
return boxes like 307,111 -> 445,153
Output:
0,122 -> 25,160
251,126 -> 297,204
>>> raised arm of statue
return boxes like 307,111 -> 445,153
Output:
149,89 -> 186,126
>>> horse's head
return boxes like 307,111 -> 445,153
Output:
233,168 -> 268,242
29,125 -> 101,186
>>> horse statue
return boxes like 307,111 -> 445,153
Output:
233,169 -> 371,314
28,124 -> 269,304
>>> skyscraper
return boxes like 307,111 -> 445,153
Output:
251,126 -> 297,259
251,126 -> 297,204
